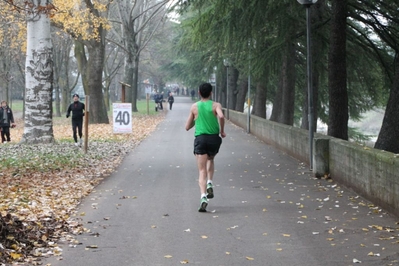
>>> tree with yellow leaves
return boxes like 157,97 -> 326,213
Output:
52,0 -> 112,123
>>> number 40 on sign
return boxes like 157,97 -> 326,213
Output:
113,103 -> 132,134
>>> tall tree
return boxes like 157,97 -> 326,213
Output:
111,0 -> 169,112
327,0 -> 348,140
21,0 -> 55,144
374,55 -> 399,152
53,0 -> 111,124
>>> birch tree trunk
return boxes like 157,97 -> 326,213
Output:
21,0 -> 54,144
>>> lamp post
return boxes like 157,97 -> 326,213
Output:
213,66 -> 217,101
247,40 -> 252,134
297,0 -> 317,170
247,67 -> 251,133
223,59 -> 230,120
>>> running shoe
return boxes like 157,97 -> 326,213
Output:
207,183 -> 214,199
198,197 -> 208,212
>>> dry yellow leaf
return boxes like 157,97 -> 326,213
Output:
246,257 -> 254,260
276,248 -> 283,251
226,252 -> 231,255
10,253 -> 21,259
283,234 -> 290,237
180,260 -> 189,264
201,235 -> 208,239
164,255 -> 173,259
263,208 -> 267,212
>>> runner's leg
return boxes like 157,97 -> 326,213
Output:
196,154 -> 208,195
207,158 -> 214,182
72,121 -> 78,142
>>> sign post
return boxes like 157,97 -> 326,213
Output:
145,85 -> 151,115
113,103 -> 132,134
84,96 -> 90,153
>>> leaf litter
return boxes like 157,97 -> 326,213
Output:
0,114 -> 164,264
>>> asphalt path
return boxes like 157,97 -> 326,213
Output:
46,96 -> 399,266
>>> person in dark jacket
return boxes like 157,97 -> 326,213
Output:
0,100 -> 16,143
167,92 -> 174,110
66,94 -> 85,146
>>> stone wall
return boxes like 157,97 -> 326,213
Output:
227,109 -> 399,216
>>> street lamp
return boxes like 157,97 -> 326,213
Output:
213,66 -> 217,101
297,0 -> 317,170
223,59 -> 231,120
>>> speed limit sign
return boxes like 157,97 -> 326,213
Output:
113,103 -> 132,133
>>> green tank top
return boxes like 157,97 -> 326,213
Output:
195,100 -> 220,136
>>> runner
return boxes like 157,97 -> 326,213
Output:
66,94 -> 85,147
185,82 -> 226,212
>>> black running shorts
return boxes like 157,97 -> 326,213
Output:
194,134 -> 222,157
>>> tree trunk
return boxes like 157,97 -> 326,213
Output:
75,40 -> 109,124
279,42 -> 296,125
21,1 -> 54,144
228,66 -> 239,110
53,51 -> 61,117
235,79 -> 248,112
252,80 -> 267,119
131,54 -> 140,112
123,52 -> 134,104
327,0 -> 348,140
270,72 -> 283,122
374,55 -> 399,153
221,67 -> 227,107
86,41 -> 109,123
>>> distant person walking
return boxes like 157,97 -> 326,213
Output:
185,82 -> 226,212
66,94 -> 85,147
190,89 -> 195,100
0,100 -> 16,143
167,92 -> 174,110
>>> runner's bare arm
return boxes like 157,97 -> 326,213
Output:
185,105 -> 195,131
215,103 -> 226,138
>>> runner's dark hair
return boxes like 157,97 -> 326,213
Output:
199,83 -> 212,98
